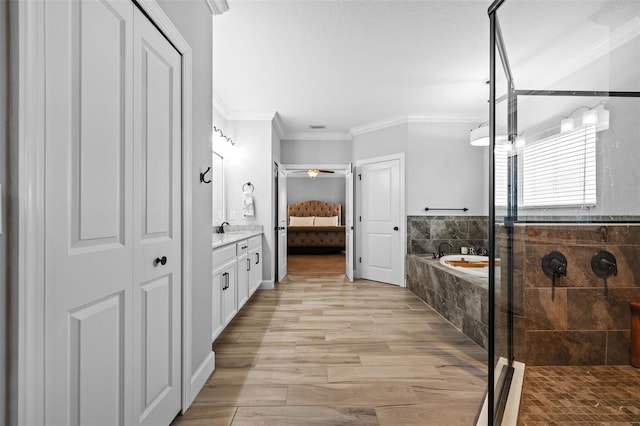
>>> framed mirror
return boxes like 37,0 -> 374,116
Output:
212,151 -> 225,225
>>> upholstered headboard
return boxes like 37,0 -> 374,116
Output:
288,200 -> 342,225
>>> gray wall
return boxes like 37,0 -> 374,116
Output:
352,121 -> 487,216
353,123 -> 408,162
287,176 -> 346,215
281,138 -> 352,164
1,0 -> 8,421
157,0 -> 213,379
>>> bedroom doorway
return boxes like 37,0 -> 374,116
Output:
283,164 -> 353,278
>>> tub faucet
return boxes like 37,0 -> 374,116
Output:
217,221 -> 229,234
437,242 -> 454,258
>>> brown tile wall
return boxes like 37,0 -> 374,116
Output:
504,223 -> 640,366
407,216 -> 488,256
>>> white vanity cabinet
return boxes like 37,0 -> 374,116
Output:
237,240 -> 250,308
212,243 -> 237,340
212,233 -> 263,342
248,236 -> 262,295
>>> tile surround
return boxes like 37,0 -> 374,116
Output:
407,255 -> 488,349
502,223 -> 640,366
407,216 -> 488,256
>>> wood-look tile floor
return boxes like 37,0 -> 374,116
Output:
171,274 -> 487,426
287,253 -> 346,275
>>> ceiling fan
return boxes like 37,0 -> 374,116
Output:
292,169 -> 335,178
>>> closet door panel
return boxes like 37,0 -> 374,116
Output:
132,5 -> 183,425
44,1 -> 134,424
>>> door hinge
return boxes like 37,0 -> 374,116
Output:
359,257 -> 362,263
359,216 -> 362,222
358,174 -> 362,181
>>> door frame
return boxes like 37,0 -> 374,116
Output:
16,1 -> 199,423
354,153 -> 406,287
283,163 -> 352,274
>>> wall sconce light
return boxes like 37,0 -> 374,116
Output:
514,135 -> 526,150
560,118 -> 574,132
561,103 -> 609,133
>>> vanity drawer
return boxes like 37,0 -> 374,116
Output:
213,243 -> 237,268
237,239 -> 249,255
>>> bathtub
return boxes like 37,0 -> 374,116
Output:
439,254 -> 491,278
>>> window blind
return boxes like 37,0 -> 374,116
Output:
521,126 -> 596,207
494,125 -> 596,208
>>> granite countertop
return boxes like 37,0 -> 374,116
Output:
212,231 -> 262,249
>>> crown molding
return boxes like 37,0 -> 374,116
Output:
280,132 -> 353,141
229,111 -> 276,121
212,90 -> 231,120
407,113 -> 484,124
206,0 -> 229,16
350,113 -> 483,136
350,115 -> 407,136
272,112 -> 285,139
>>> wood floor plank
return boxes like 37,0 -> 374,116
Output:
286,383 -> 419,407
376,402 -> 481,426
231,406 -> 379,426
172,273 -> 487,426
194,384 -> 288,406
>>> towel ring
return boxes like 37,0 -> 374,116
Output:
243,182 -> 254,193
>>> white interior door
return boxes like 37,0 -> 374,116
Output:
345,163 -> 354,281
44,2 -> 181,424
132,6 -> 182,426
277,164 -> 288,281
360,159 -> 402,285
44,1 -> 135,423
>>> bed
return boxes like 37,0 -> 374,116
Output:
287,200 -> 345,251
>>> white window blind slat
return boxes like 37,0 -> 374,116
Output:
495,125 -> 596,208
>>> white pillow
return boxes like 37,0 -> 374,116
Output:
314,216 -> 338,226
289,216 -> 314,226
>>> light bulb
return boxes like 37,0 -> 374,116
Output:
560,118 -> 574,132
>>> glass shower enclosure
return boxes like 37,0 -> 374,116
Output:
487,0 -> 640,423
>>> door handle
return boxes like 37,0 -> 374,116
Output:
154,256 -> 167,266
393,226 -> 399,231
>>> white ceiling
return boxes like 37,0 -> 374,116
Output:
213,0 -> 640,139
212,0 -> 492,138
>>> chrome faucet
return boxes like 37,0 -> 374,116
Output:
217,221 -> 229,234
437,242 -> 454,258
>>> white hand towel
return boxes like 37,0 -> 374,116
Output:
242,190 -> 254,219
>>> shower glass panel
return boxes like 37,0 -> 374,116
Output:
487,0 -> 640,423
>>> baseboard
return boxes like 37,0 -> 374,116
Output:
259,279 -> 274,290
188,351 -> 214,408
476,357 -> 525,426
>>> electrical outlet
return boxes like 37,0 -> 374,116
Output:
229,210 -> 236,220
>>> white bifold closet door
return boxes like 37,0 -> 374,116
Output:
44,1 -> 182,425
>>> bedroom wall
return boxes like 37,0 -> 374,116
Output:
288,176 -> 346,212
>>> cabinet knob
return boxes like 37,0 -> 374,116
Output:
393,226 -> 399,231
154,256 -> 167,266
